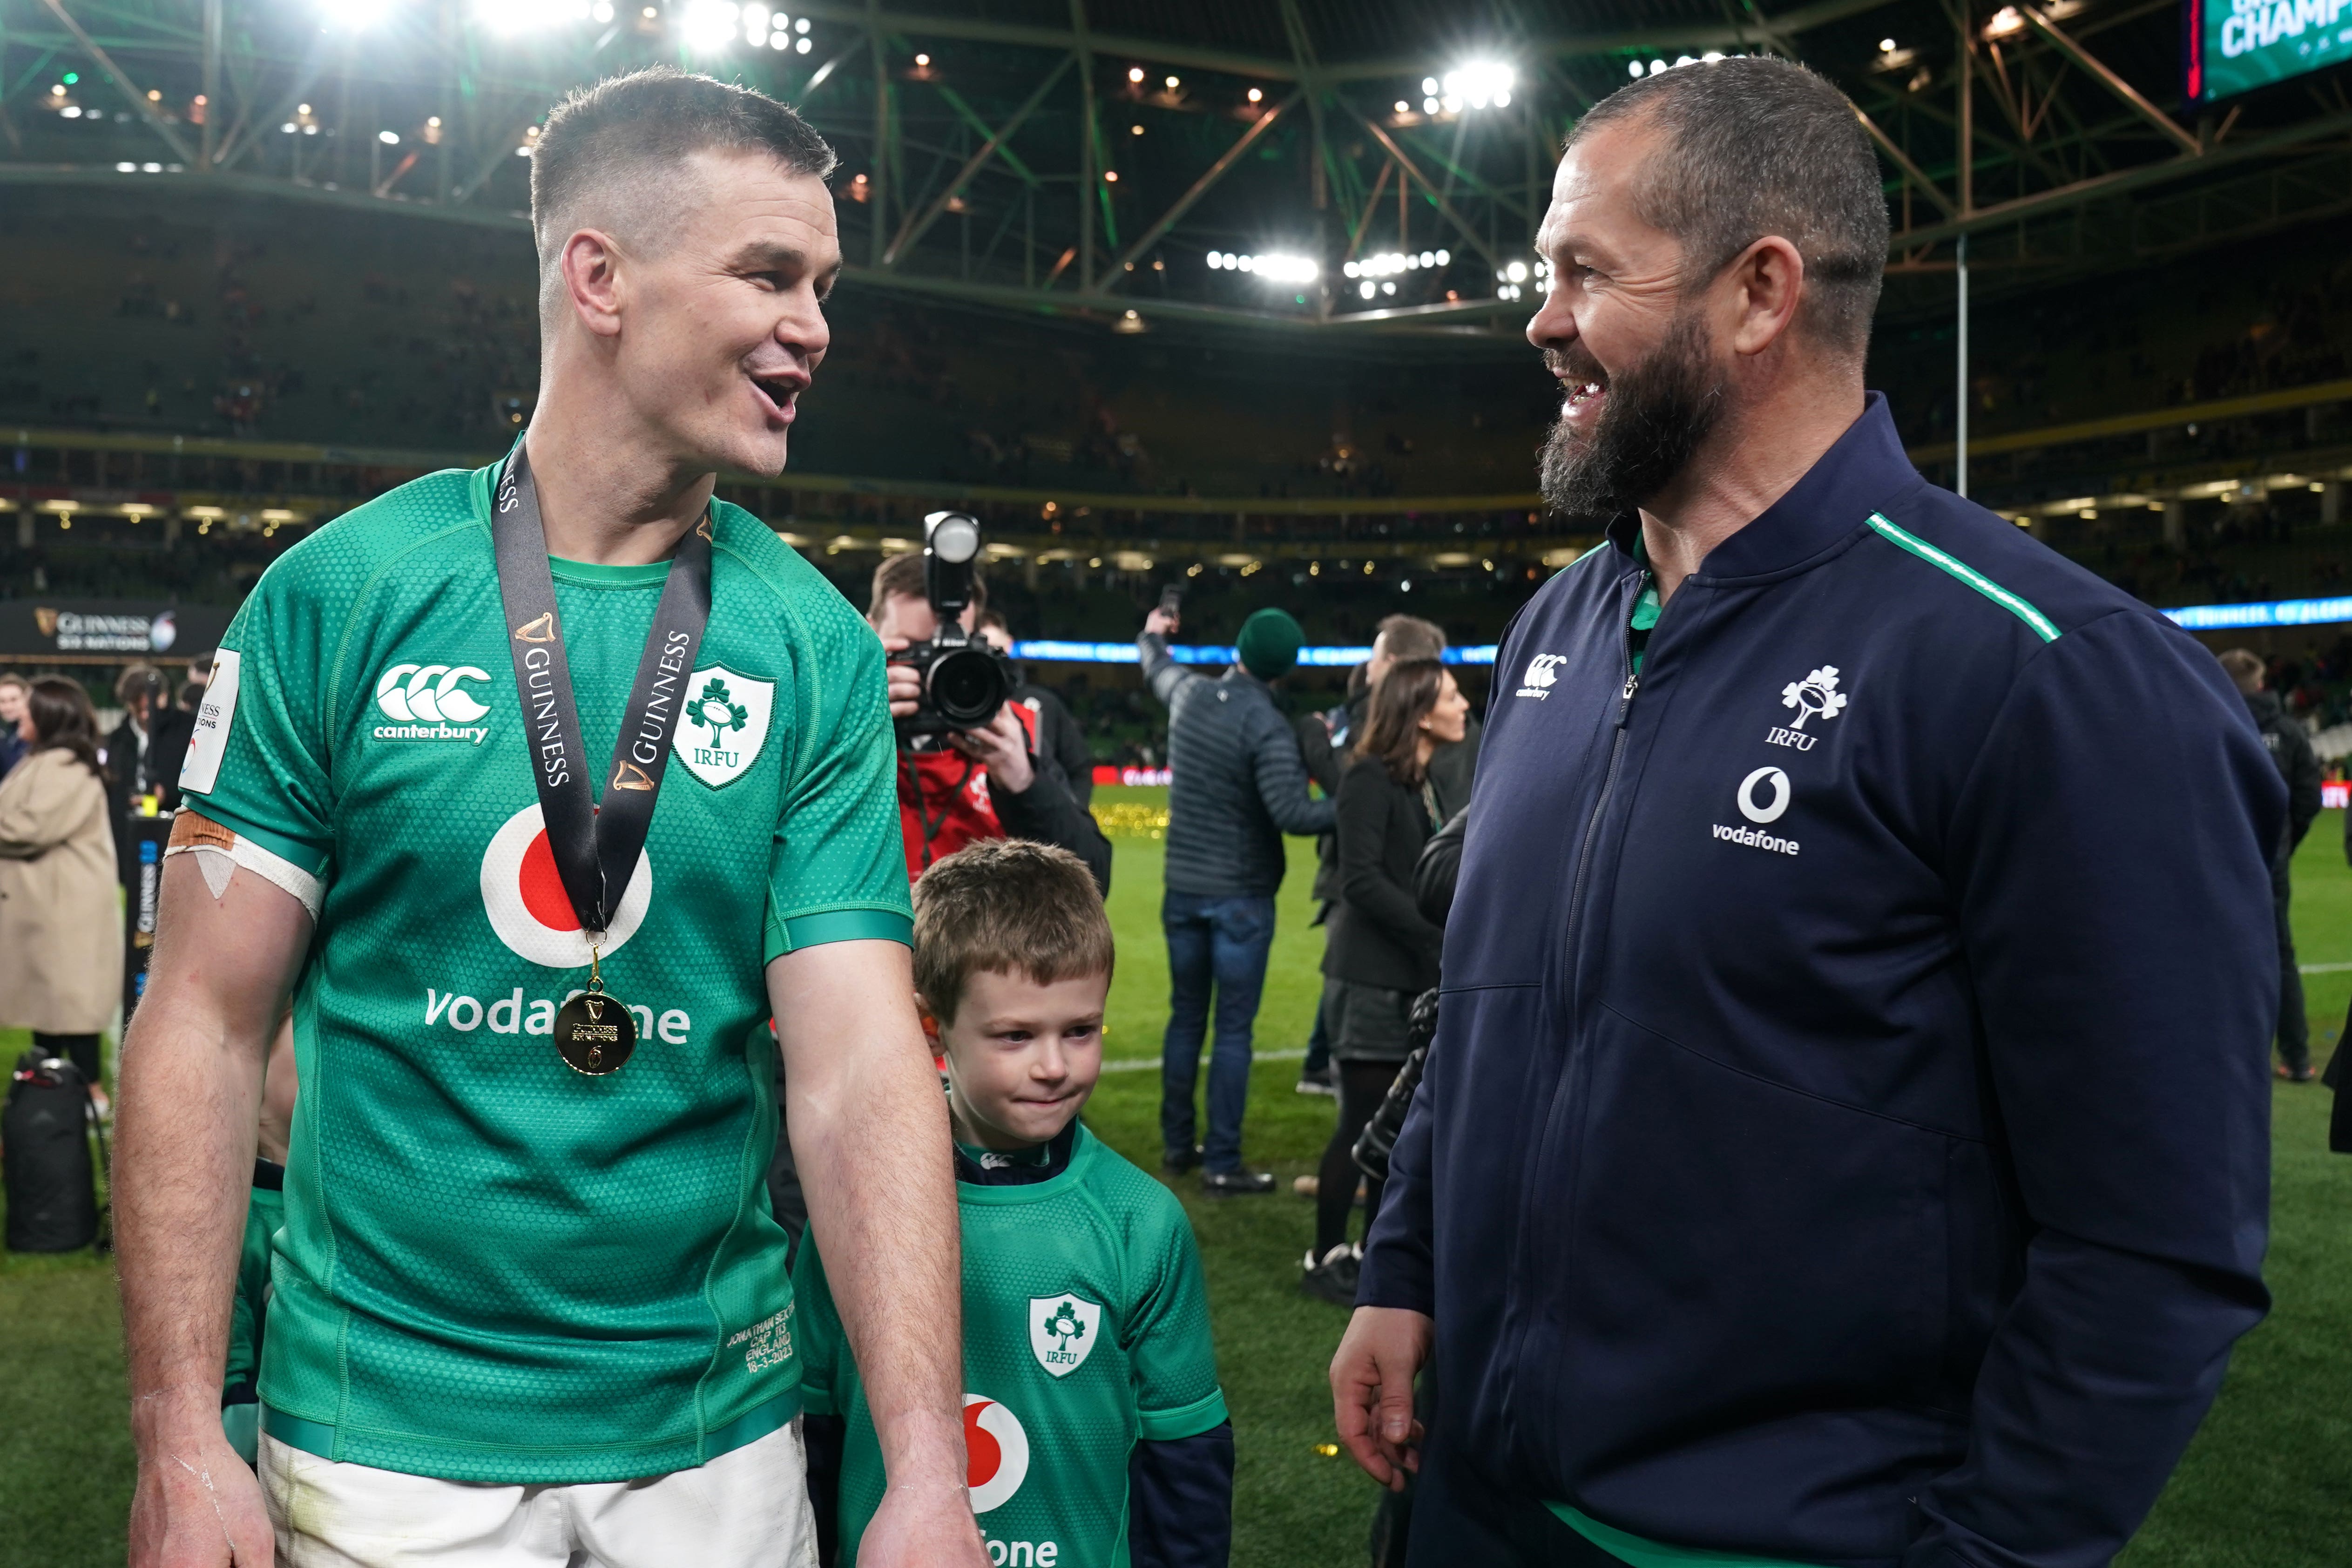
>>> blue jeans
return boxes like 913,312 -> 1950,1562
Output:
1161,891 -> 1277,1173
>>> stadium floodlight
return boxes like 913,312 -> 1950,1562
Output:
1238,253 -> 1318,284
1440,61 -> 1514,110
318,0 -> 397,29
378,129 -> 399,144
678,0 -> 737,49
475,0 -> 592,32
796,34 -> 810,49
743,2 -> 769,45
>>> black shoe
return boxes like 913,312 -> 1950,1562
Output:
1202,1168 -> 1277,1197
2278,1063 -> 2319,1082
1295,1067 -> 1336,1097
1162,1145 -> 1203,1175
1300,1244 -> 1361,1306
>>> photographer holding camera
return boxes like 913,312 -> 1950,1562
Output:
868,514 -> 1110,893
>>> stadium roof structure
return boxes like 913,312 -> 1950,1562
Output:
3,0 -> 2351,338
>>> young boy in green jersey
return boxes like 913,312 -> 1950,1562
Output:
796,839 -> 1234,1568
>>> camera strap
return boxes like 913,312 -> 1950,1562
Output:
899,749 -> 979,874
489,441 -> 713,938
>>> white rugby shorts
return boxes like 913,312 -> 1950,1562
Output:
259,1422 -> 818,1568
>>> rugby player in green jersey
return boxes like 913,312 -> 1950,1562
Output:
797,841 -> 1235,1568
115,68 -> 983,1568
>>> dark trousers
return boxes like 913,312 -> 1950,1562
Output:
1315,1061 -> 1397,1256
33,1032 -> 102,1090
1404,1432 -> 1621,1568
2275,859 -> 2310,1073
1160,891 -> 1276,1173
1303,997 -> 1331,1078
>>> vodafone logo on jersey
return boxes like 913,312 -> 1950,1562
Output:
964,1394 -> 1030,1514
479,802 -> 653,967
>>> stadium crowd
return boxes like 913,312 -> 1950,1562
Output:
5,51 -> 2351,1568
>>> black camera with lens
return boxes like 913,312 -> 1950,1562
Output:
894,510 -> 1019,739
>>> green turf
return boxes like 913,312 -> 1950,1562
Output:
6,788 -> 2350,1566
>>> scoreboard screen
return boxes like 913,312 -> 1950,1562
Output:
2190,0 -> 2352,100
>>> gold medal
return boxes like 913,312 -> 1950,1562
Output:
554,944 -> 635,1075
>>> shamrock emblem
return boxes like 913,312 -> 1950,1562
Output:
1779,665 -> 1849,730
1042,1300 -> 1089,1349
692,676 -> 750,747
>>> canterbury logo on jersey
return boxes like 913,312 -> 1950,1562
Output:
373,662 -> 492,744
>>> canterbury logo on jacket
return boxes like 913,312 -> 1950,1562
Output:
1360,396 -> 2285,1567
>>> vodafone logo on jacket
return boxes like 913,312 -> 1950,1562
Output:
964,1394 -> 1030,1514
479,802 -> 652,967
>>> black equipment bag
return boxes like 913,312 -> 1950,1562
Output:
5,1051 -> 100,1253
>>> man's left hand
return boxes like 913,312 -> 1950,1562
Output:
948,706 -> 1034,792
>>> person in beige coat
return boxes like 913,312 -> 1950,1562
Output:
0,676 -> 124,1110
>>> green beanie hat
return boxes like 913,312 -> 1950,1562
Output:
1235,608 -> 1304,681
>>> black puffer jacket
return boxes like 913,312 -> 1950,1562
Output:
1140,632 -> 1333,897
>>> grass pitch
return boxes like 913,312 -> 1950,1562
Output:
5,786 -> 2348,1566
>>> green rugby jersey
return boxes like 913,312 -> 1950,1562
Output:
177,458 -> 911,1482
795,1123 -> 1228,1568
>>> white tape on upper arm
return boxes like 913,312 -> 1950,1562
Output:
165,817 -> 323,923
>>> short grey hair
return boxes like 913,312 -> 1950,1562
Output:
1569,56 -> 1889,356
530,66 -> 836,325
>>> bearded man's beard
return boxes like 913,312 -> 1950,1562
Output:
1538,311 -> 1726,524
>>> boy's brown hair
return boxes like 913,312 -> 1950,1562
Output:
913,839 -> 1113,1023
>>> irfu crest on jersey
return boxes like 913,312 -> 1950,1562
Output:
1029,1294 -> 1103,1378
672,665 -> 775,788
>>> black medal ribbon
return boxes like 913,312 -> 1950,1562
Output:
491,442 -> 713,1074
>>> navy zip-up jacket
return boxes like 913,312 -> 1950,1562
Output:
1359,397 -> 2282,1568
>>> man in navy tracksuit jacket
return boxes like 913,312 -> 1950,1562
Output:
1345,59 -> 2282,1568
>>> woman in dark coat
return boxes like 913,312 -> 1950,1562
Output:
1301,657 -> 1470,1304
